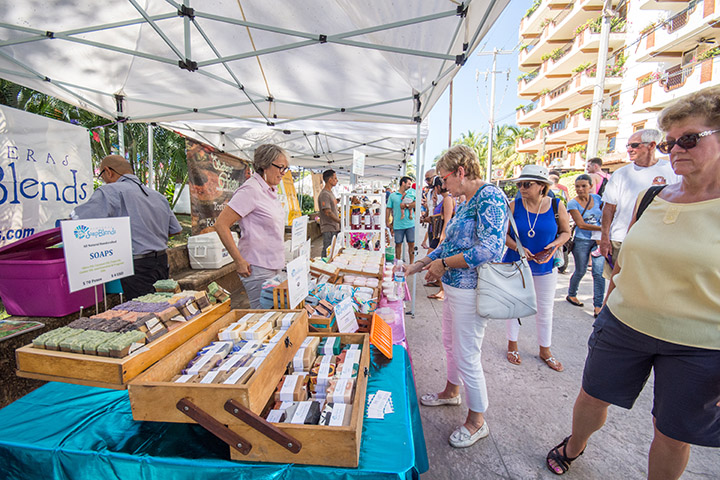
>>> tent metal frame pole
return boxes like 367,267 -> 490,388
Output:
409,121 -> 424,317
128,0 -> 185,61
148,123 -> 155,189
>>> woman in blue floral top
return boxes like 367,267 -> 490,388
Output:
407,145 -> 508,448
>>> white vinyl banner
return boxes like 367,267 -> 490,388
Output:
0,105 -> 93,248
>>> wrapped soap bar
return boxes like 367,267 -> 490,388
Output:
335,359 -> 359,379
319,403 -> 353,426
108,331 -> 147,358
194,291 -> 212,311
199,369 -> 223,384
274,374 -> 306,402
327,378 -> 355,404
282,402 -> 299,423
289,400 -> 322,425
317,336 -> 341,356
217,353 -> 250,372
144,315 -> 168,342
218,319 -> 250,342
266,409 -> 286,423
241,320 -> 272,341
267,329 -> 286,344
221,366 -> 255,385
290,336 -> 320,372
276,312 -> 296,329
172,373 -> 197,383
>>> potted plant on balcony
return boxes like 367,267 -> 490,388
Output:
698,46 -> 720,62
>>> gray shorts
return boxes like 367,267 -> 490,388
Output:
394,227 -> 415,244
240,265 -> 280,309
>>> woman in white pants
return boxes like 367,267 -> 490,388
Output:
501,165 -> 571,371
407,145 -> 508,448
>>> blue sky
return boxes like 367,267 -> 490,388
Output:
422,1 -> 526,168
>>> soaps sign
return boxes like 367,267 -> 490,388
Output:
61,217 -> 134,292
0,105 -> 93,248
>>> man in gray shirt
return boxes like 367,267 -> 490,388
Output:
73,155 -> 182,299
318,169 -> 340,256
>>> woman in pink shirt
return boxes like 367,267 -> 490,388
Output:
215,144 -> 289,308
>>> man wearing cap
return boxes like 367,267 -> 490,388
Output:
599,129 -> 679,277
73,155 -> 182,299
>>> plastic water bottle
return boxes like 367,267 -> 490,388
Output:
392,260 -> 406,301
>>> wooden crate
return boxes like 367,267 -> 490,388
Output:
272,280 -> 305,309
307,314 -> 337,333
128,309 -> 308,419
227,333 -> 370,467
14,300 -> 231,389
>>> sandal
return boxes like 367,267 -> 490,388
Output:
427,292 -> 444,300
506,350 -> 522,365
424,281 -> 440,287
542,356 -> 564,372
546,436 -> 585,475
565,296 -> 583,307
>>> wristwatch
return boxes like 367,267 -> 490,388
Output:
441,258 -> 450,270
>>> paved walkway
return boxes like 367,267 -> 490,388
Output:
404,252 -> 720,479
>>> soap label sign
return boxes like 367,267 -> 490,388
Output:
61,217 -> 133,292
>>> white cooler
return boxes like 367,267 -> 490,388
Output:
187,231 -> 238,269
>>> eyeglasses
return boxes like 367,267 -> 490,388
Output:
440,170 -> 455,185
626,142 -> 649,150
656,129 -> 720,154
271,162 -> 289,174
517,181 -> 536,189
425,176 -> 435,183
96,168 -> 107,179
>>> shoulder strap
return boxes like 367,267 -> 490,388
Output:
636,185 -> 666,221
552,197 -> 559,229
597,176 -> 608,196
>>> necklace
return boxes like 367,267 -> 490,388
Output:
524,199 -> 541,238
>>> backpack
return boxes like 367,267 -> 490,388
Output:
597,176 -> 608,197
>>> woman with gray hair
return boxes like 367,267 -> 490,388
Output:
406,145 -> 508,448
215,144 -> 290,308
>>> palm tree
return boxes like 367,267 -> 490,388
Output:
453,130 -> 489,171
493,125 -> 536,178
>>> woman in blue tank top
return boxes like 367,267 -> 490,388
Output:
502,165 -> 571,371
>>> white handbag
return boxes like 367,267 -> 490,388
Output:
476,203 -> 537,319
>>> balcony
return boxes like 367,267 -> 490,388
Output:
519,5 -> 624,69
543,111 -> 619,147
636,0 -> 696,12
633,0 -> 719,63
519,0 -> 575,39
631,55 -> 720,113
519,0 -> 615,40
516,68 -> 622,126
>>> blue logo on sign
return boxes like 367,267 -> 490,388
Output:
73,225 -> 117,239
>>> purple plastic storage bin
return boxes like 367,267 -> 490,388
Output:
0,228 -> 99,317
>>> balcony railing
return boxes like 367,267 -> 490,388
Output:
662,64 -> 694,91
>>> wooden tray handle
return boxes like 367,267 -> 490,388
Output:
224,399 -> 303,454
176,398 -> 252,455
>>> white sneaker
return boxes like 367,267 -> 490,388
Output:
449,422 -> 490,448
420,392 -> 461,407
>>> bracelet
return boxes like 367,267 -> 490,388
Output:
441,258 -> 449,270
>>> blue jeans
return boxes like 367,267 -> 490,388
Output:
567,237 -> 605,308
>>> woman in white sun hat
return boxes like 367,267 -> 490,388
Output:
502,164 -> 571,371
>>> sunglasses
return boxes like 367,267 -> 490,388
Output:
517,181 -> 536,189
656,129 -> 720,154
626,142 -> 649,150
271,162 -> 289,174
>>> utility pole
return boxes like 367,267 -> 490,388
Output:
587,0 -> 614,161
477,48 -> 514,181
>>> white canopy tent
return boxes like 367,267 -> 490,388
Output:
0,0 -> 511,314
0,0 -> 508,166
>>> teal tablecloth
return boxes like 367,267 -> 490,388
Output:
0,345 -> 427,480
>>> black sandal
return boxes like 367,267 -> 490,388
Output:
546,436 -> 584,475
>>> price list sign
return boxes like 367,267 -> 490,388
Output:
61,217 -> 134,292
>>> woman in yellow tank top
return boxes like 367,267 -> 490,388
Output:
546,85 -> 720,478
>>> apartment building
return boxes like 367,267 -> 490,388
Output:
514,0 -> 719,171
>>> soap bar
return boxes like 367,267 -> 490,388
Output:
289,400 -> 321,425
327,378 -> 355,404
241,320 -> 272,341
274,374 -> 306,402
266,409 -> 286,423
153,279 -> 180,293
318,336 -> 341,356
319,402 -> 353,426
221,366 -> 255,385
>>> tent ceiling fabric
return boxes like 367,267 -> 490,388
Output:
0,0 -> 509,174
163,119 -> 428,179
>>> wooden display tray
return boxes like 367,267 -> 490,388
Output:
15,300 -> 230,390
272,280 -> 305,309
309,265 -> 340,283
227,332 -> 370,467
128,309 -> 308,419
